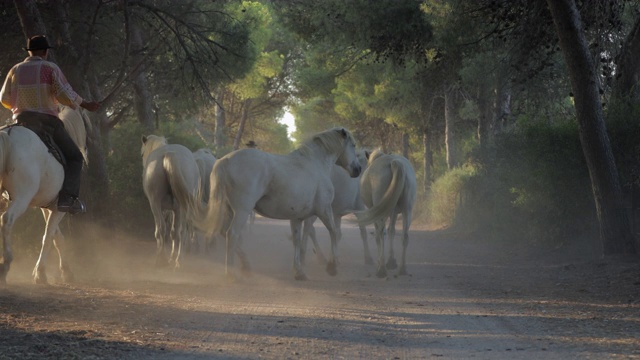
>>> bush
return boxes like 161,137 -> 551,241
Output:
426,164 -> 478,228
452,119 -> 599,246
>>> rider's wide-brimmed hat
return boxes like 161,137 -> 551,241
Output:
24,35 -> 54,51
245,140 -> 257,147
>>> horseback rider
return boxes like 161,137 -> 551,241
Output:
0,35 -> 100,214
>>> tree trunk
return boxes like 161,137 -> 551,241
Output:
493,78 -> 511,135
547,0 -> 637,255
233,99 -> 252,150
476,86 -> 491,155
131,19 -> 155,132
422,126 -> 432,194
612,17 -> 640,103
444,86 -> 456,170
214,90 -> 226,153
13,0 -> 47,38
401,132 -> 409,159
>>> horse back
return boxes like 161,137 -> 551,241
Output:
218,149 -> 334,219
143,144 -> 199,201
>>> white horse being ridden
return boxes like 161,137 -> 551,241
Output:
301,149 -> 374,265
141,135 -> 200,268
0,106 -> 89,284
193,127 -> 361,280
356,149 -> 417,278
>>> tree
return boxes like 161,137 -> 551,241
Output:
547,0 -> 636,255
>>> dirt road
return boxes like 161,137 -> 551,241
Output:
1,217 -> 639,359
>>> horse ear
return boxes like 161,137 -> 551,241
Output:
339,128 -> 347,138
365,150 -> 370,160
142,135 -> 147,144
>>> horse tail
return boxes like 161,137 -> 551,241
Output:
194,156 -> 211,200
192,156 -> 230,238
0,132 -> 10,176
163,151 -> 198,220
356,159 -> 406,226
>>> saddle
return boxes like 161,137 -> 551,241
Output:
0,121 -> 65,207
1,118 -> 67,167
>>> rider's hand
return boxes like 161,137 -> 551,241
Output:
81,101 -> 101,112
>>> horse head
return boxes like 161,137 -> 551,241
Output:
333,128 -> 361,178
141,135 -> 168,166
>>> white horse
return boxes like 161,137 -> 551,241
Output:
356,149 -> 417,278
141,135 -> 200,268
192,127 -> 361,280
301,149 -> 374,265
190,148 -> 216,252
0,106 -> 89,284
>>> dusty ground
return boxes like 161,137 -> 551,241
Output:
1,217 -> 639,359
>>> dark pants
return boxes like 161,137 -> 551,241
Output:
16,111 -> 83,199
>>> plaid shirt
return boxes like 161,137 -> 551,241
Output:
0,56 -> 83,119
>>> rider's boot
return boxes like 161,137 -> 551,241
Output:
58,194 -> 86,214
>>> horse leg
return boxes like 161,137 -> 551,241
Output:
303,216 -> 327,265
152,207 -> 169,267
398,209 -> 412,276
48,211 -> 73,283
360,224 -> 374,265
33,209 -> 65,284
300,218 -> 309,265
386,211 -> 399,270
317,211 -> 338,276
290,219 -> 307,280
235,230 -> 251,276
374,220 -> 387,278
0,200 -> 28,284
225,210 -> 250,280
172,209 -> 186,270
168,210 -> 179,266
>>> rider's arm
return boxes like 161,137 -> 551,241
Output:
49,63 -> 83,110
0,67 -> 15,110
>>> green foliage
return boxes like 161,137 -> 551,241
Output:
605,100 -> 640,189
275,0 -> 433,64
455,120 -> 597,245
107,122 -> 154,236
426,164 -> 478,227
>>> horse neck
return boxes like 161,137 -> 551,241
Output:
292,142 -> 339,171
142,143 -> 163,166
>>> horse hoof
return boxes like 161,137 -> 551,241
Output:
316,255 -> 328,265
294,272 -> 308,281
241,265 -> 252,277
326,261 -> 337,276
155,258 -> 170,268
33,274 -> 48,285
61,271 -> 75,284
386,258 -> 398,270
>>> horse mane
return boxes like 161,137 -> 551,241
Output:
194,148 -> 214,156
59,105 -> 89,163
367,148 -> 386,164
294,127 -> 355,157
141,135 -> 168,160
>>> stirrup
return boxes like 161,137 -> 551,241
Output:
58,198 -> 86,214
